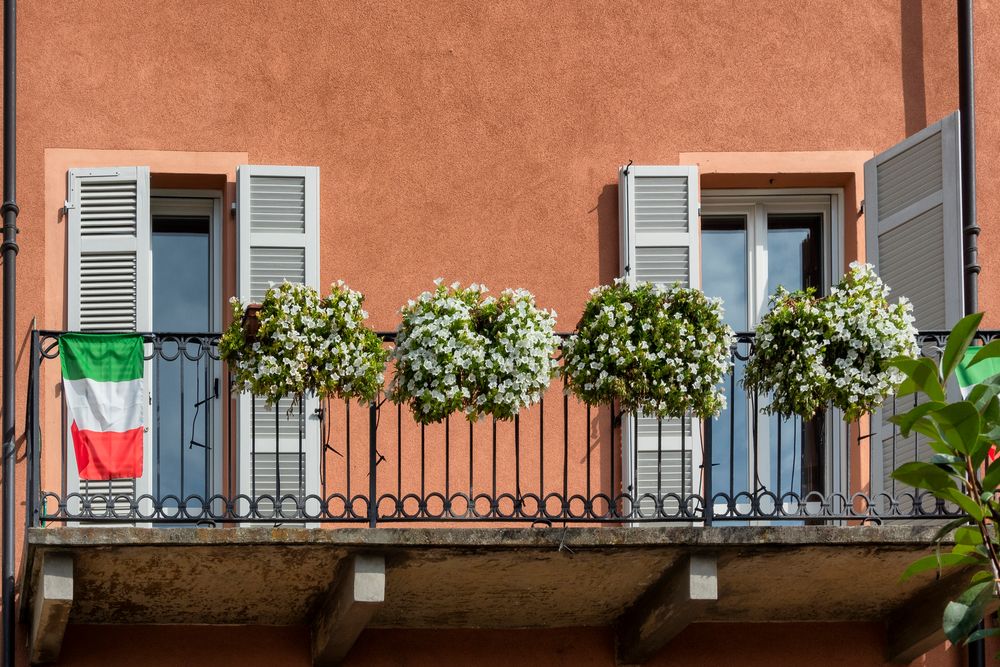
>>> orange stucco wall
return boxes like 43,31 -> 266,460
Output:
3,0 -> 1000,663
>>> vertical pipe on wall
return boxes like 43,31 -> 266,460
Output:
1,0 -> 16,662
959,0 -> 978,316
959,3 -> 985,667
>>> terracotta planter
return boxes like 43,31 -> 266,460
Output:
242,304 -> 263,343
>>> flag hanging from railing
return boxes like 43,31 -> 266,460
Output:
59,333 -> 144,480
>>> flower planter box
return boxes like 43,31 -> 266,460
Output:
241,304 -> 263,344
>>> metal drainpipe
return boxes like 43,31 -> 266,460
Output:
0,0 -> 16,662
960,0 -> 979,317
958,1 -> 985,666
0,0 -> 15,661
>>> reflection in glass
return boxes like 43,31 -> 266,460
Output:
702,217 -> 750,500
152,216 -> 212,511
766,215 -> 823,502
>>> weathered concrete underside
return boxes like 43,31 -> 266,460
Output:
21,525 -> 963,664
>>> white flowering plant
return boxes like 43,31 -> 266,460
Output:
824,262 -> 919,421
561,279 -> 734,419
219,281 -> 388,406
744,262 -> 918,421
388,281 -> 487,424
743,286 -> 833,420
388,281 -> 559,424
470,289 -> 560,421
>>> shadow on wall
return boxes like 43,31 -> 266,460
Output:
901,0 -> 928,135
596,183 -> 620,289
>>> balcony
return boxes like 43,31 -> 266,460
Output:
19,330 -> 980,664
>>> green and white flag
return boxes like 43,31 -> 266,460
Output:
955,346 -> 1000,398
59,333 -> 145,480
955,345 -> 1000,463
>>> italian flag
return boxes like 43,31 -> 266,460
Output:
956,345 -> 1000,463
59,333 -> 145,480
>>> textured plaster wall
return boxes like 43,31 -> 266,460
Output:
3,0 -> 999,663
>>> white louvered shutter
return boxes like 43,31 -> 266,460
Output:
236,165 -> 321,518
618,165 -> 702,517
65,167 -> 152,518
864,112 -> 963,509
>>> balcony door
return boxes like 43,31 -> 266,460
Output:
150,194 -> 223,518
701,192 -> 845,518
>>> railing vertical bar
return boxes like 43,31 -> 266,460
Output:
657,417 -> 663,518
514,414 -> 520,501
227,374 -> 234,512
729,361 -> 736,500
28,330 -> 38,527
203,349 -> 211,499
445,415 -> 451,501
420,423 -> 426,510
274,400 -> 280,503
703,413 -> 713,527
610,401 -> 616,517
776,414 -> 782,498
468,420 -> 474,505
345,401 -> 351,500
585,404 -> 591,503
890,394 -> 898,497
539,397 -> 544,504
491,418 -> 497,514
251,395 -> 257,500
60,356 -> 66,502
563,393 -> 569,514
155,347 -> 162,500
751,392 -> 760,500
631,411 -> 638,517
396,404 -> 402,502
320,398 -> 328,498
369,401 -> 377,527
298,395 -> 304,514
680,414 -> 686,515
180,350 -> 186,500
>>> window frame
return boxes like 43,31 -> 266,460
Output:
701,189 -> 849,512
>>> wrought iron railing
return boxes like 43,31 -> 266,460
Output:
25,330 -> 985,526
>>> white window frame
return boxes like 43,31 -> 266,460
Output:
701,189 -> 848,515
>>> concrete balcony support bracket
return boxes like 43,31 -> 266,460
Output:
885,570 -> 986,664
311,553 -> 386,666
615,553 -> 719,665
29,551 -> 74,665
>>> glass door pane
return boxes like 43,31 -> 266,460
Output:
151,215 -> 213,513
702,216 -> 751,502
765,214 -> 824,502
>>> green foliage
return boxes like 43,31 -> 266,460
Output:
220,281 -> 389,406
745,262 -> 919,421
388,281 -> 559,424
889,312 -> 1000,647
560,279 -> 734,419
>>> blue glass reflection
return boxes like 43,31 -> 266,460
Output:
152,217 -> 211,508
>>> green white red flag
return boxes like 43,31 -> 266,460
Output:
59,333 -> 145,480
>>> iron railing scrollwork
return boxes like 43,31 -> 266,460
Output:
26,329 -> 988,526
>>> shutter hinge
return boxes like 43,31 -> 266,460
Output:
230,201 -> 237,218
859,200 -> 865,215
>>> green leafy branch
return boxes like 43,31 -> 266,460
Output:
891,312 -> 1000,645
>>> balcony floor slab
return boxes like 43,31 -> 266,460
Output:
23,525 -> 956,630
